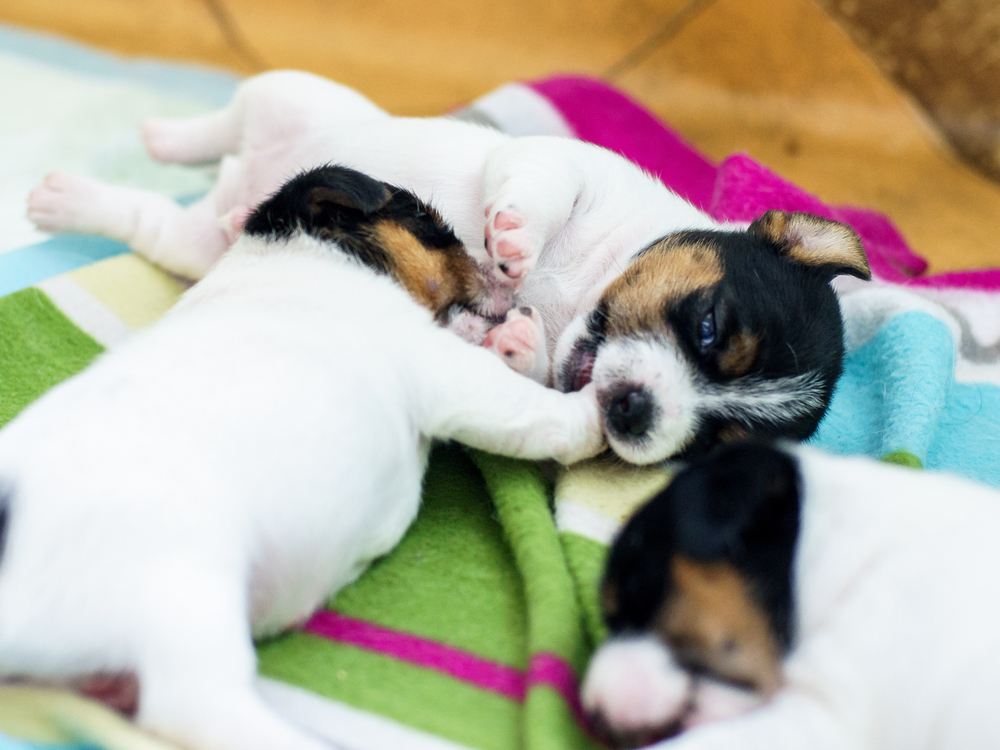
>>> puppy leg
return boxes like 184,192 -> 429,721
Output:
482,139 -> 584,287
27,172 -> 230,280
134,564 -> 329,750
419,328 -> 603,464
661,692 -> 848,750
484,136 -> 706,290
142,108 -> 242,166
483,306 -> 550,384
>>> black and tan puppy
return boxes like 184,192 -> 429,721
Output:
582,442 -> 1000,750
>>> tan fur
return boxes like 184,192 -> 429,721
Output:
372,221 -> 480,318
717,424 -> 751,442
752,210 -> 871,280
601,581 -> 620,620
656,556 -> 782,693
601,240 -> 723,337
718,331 -> 760,376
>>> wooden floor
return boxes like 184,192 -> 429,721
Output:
3,0 -> 999,272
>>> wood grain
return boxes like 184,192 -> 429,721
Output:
2,0 -> 998,272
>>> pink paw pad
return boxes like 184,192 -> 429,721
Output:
484,306 -> 548,382
484,209 -> 538,286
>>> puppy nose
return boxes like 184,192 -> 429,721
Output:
606,386 -> 654,438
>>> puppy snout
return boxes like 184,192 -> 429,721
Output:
605,385 -> 654,438
581,635 -> 690,748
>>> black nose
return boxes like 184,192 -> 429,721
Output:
606,386 -> 654,438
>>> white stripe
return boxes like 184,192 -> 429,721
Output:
462,83 -> 575,138
258,678 -> 476,750
555,500 -> 621,545
37,275 -> 132,348
698,373 -> 827,424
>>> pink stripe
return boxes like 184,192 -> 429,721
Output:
527,76 -> 719,212
304,610 -> 526,700
304,611 -> 596,736
528,652 -> 592,730
903,267 -> 1000,292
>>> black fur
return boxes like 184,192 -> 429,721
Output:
668,228 -> 849,457
603,442 -> 801,652
558,220 -> 864,459
243,165 -> 465,278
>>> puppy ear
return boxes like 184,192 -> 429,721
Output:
306,166 -> 393,217
749,210 -> 871,281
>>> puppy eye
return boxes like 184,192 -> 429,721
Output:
698,311 -> 716,349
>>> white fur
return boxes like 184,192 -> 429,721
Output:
27,70 -> 727,463
589,337 -> 699,465
581,635 -> 765,737
585,448 -> 1000,750
581,635 -> 692,734
0,230 -> 604,750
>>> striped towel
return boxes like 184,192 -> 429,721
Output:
4,22 -> 1000,750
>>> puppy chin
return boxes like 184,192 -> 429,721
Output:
582,634 -> 690,740
592,338 -> 699,464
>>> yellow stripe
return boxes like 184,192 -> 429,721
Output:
68,254 -> 189,331
0,687 -> 177,750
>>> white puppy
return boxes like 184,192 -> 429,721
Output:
0,166 -> 604,750
583,442 -> 1000,750
28,71 -> 871,465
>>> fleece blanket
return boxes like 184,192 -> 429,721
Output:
3,22 -> 1000,750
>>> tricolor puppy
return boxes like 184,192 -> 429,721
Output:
27,70 -> 872,463
582,443 -> 1000,750
0,166 -> 604,750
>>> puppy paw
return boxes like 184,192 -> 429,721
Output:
483,306 -> 549,384
141,117 -> 190,164
561,382 -> 607,464
217,205 -> 251,245
26,172 -> 109,235
484,207 -> 542,288
446,307 -> 492,345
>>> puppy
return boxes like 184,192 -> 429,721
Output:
582,442 -> 1000,750
27,70 -> 872,463
0,166 -> 604,750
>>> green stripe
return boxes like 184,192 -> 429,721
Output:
880,449 -> 923,469
0,288 -> 103,427
560,532 -> 609,648
523,686 -> 602,750
470,451 -> 589,672
258,633 -> 520,750
330,445 -> 528,668
469,451 -> 592,750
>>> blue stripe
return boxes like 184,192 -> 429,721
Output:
0,189 -> 204,297
0,23 -> 240,106
0,732 -> 93,750
0,236 -> 131,298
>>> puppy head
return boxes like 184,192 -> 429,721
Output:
584,442 -> 801,745
243,165 -> 489,323
555,211 -> 870,464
